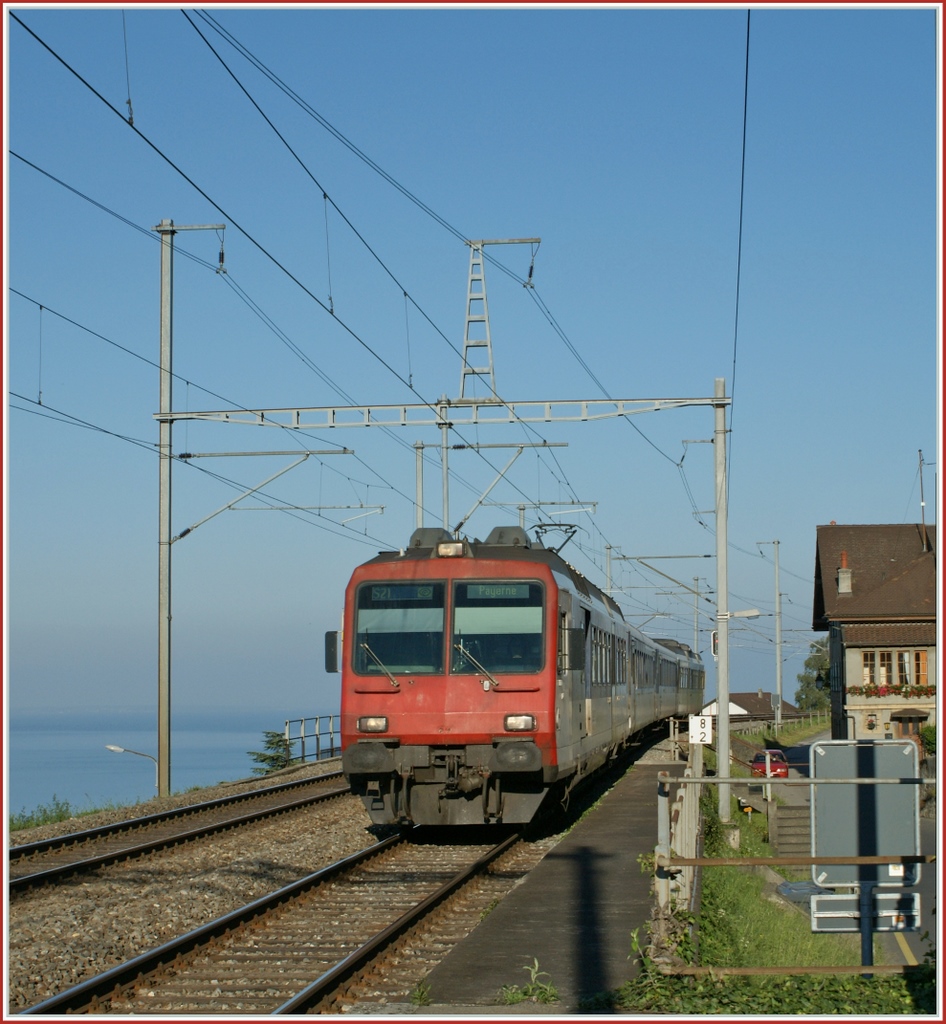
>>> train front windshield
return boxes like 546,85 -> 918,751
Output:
452,581 -> 544,674
355,583 -> 445,674
353,579 -> 544,676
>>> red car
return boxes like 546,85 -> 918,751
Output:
751,749 -> 789,778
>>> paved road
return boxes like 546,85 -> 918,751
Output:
876,815 -> 937,967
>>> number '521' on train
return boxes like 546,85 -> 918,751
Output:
325,525 -> 705,826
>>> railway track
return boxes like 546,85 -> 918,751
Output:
9,771 -> 349,893
22,829 -> 526,1015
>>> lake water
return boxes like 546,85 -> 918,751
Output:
6,707 -> 339,818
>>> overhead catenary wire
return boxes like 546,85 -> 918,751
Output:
181,7 -> 715,598
403,292 -> 413,389
11,12 -> 791,647
187,9 -> 682,478
12,21 -> 463,530
12,12 -> 568,536
9,389 -> 393,551
36,304 -> 44,405
14,122 -> 593,626
9,12 -> 425,408
10,149 -> 500,531
11,284 -> 339,452
323,192 -> 335,315
728,10 -> 752,477
9,284 -> 434,535
178,10 -> 584,499
121,10 -> 134,126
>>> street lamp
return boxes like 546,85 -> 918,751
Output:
105,745 -> 159,790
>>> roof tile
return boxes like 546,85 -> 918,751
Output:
812,524 -> 936,629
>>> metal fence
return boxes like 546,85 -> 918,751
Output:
654,763 -> 935,977
658,767 -> 701,917
730,708 -> 832,735
283,715 -> 340,764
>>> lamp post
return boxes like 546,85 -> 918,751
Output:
105,745 -> 159,790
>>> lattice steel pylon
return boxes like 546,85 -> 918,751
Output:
458,238 -> 540,400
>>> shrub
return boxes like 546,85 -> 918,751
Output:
247,730 -> 298,775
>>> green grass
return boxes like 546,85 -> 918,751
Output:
499,959 -> 559,1005
593,785 -> 936,1014
700,867 -> 864,968
702,792 -> 863,967
9,793 -> 160,831
9,791 -> 165,831
9,794 -> 86,831
732,714 -> 831,752
9,775 -> 235,831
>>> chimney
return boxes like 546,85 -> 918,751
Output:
837,550 -> 853,595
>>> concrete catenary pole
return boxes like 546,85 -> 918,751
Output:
153,218 -> 225,798
714,377 -> 731,823
155,219 -> 174,798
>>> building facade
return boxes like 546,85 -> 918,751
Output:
812,523 -> 936,744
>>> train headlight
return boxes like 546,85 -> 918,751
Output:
357,716 -> 389,733
504,714 -> 536,732
436,541 -> 465,557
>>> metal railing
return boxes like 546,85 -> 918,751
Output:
658,768 -> 701,917
730,708 -> 832,734
284,715 -> 340,764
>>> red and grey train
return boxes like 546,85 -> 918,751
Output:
326,525 -> 705,826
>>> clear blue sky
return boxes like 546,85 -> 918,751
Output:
5,5 -> 939,719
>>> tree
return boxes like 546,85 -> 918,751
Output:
247,730 -> 298,775
795,638 -> 830,711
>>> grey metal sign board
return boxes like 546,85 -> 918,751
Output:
811,892 -> 920,933
810,739 -> 920,888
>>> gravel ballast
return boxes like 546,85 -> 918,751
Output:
7,759 -> 390,1012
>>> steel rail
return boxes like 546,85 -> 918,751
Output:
20,831 -> 523,1016
274,831 -> 521,1013
10,775 -> 350,893
9,769 -> 343,860
20,833 -> 407,1015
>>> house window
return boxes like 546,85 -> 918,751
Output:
897,652 -> 912,687
859,648 -> 931,690
862,651 -> 875,686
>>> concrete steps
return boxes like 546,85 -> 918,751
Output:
769,803 -> 811,856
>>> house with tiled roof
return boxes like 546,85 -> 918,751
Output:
812,523 -> 936,742
702,690 -> 798,720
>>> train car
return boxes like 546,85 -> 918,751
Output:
325,525 -> 704,826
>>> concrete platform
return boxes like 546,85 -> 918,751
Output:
414,760 -> 687,1012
